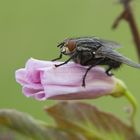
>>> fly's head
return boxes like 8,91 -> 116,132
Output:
57,39 -> 76,55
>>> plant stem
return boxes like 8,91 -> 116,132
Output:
112,0 -> 140,61
123,90 -> 138,128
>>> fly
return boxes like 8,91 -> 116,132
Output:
52,37 -> 140,87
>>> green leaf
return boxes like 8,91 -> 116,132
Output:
0,109 -> 86,140
46,101 -> 140,140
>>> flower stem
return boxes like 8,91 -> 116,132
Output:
123,90 -> 138,128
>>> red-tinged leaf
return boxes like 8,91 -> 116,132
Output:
46,101 -> 140,140
0,127 -> 15,140
0,126 -> 30,140
0,109 -> 87,140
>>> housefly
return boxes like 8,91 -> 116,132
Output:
52,37 -> 140,87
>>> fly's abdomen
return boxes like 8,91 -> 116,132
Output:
102,58 -> 122,69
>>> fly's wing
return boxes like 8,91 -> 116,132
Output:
96,47 -> 140,68
95,38 -> 122,49
76,37 -> 121,50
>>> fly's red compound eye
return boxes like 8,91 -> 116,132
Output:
67,40 -> 76,52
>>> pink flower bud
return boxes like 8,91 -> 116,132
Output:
15,58 -> 122,101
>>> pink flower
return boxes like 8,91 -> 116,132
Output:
15,58 -> 124,101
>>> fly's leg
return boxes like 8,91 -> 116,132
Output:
55,58 -> 71,67
82,65 -> 95,87
106,66 -> 113,76
55,53 -> 77,67
82,58 -> 104,87
52,53 -> 62,61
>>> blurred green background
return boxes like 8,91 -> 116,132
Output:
0,0 -> 140,131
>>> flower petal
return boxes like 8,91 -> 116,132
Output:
41,65 -> 115,99
23,86 -> 46,101
15,58 -> 117,100
16,69 -> 28,85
